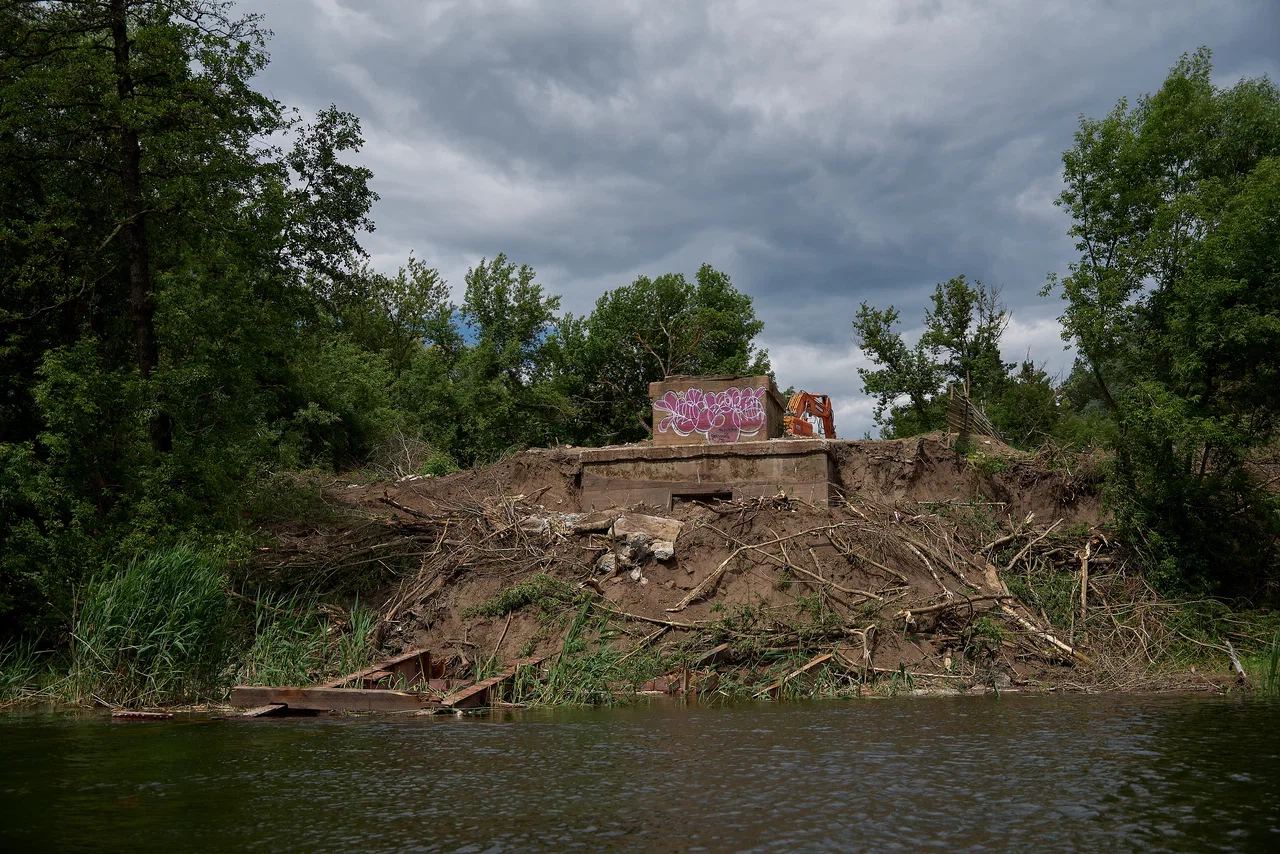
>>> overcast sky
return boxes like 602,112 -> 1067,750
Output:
251,0 -> 1278,436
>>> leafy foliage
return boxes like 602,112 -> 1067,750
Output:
853,275 -> 1056,442
1049,48 -> 1280,595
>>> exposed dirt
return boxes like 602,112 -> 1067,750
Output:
256,435 -> 1232,698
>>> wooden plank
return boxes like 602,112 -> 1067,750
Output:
440,655 -> 550,709
442,670 -> 513,709
230,686 -> 439,713
111,710 -> 173,721
755,653 -> 834,698
322,647 -> 431,688
240,703 -> 288,718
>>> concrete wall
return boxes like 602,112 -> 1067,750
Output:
580,439 -> 836,510
648,375 -> 786,446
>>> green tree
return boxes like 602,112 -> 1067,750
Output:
451,254 -> 566,461
567,264 -> 770,444
853,275 -> 1013,438
0,1 -> 378,637
1049,47 -> 1280,594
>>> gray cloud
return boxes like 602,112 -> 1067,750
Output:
252,0 -> 1280,435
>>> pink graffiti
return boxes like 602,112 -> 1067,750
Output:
652,386 -> 768,443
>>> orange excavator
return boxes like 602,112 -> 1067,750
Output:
784,392 -> 836,439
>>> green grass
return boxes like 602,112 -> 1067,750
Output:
69,545 -> 233,707
235,595 -> 378,687
0,637 -> 59,704
1244,630 -> 1280,697
463,574 -> 584,619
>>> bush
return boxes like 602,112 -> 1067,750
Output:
70,546 -> 232,706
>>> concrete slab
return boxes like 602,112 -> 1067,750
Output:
579,438 -> 838,510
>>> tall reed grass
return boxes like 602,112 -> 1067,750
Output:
0,637 -> 57,704
69,545 -> 233,707
234,594 -> 377,687
1250,630 -> 1280,697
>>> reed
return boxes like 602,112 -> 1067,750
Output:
0,637 -> 57,705
69,545 -> 233,707
234,594 -> 378,687
1249,630 -> 1280,697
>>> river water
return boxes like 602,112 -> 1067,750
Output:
1,695 -> 1277,852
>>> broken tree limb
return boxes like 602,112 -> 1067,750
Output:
904,541 -> 955,599
897,594 -> 1012,618
1002,519 -> 1062,574
1079,539 -> 1092,620
999,604 -> 1093,666
755,653 -> 834,698
617,625 -> 671,664
593,601 -> 701,629
669,525 -> 858,612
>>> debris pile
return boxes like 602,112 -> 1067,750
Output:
236,429 -> 1230,714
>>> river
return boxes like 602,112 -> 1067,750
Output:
1,695 -> 1277,852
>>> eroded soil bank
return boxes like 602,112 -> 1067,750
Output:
254,434 -> 1240,700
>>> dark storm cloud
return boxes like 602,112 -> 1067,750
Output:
250,0 -> 1279,434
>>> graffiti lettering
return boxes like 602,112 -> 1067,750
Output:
652,386 -> 768,443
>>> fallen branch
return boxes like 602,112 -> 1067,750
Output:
1000,604 -> 1093,666
898,594 -> 1012,618
670,524 -> 859,612
1002,519 -> 1063,574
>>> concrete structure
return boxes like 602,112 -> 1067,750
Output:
579,438 -> 837,511
648,375 -> 786,446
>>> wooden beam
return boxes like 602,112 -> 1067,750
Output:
440,655 -> 550,709
230,686 -> 439,713
322,648 -> 431,688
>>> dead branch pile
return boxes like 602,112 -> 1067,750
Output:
247,482 -> 1234,693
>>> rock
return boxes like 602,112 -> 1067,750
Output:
652,540 -> 675,561
628,567 -> 644,582
611,513 -> 683,545
518,516 -> 550,534
596,553 -> 617,573
572,510 -> 621,533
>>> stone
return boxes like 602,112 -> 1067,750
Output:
571,510 -> 620,533
628,567 -> 643,582
596,553 -> 617,573
611,513 -> 684,545
652,540 -> 675,561
519,516 -> 550,534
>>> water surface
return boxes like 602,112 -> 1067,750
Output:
2,695 -> 1277,852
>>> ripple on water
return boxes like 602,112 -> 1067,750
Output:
0,696 -> 1278,852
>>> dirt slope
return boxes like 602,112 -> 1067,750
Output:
258,436 -> 1224,696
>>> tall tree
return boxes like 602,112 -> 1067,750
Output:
1049,48 -> 1280,594
568,264 -> 770,444
0,1 -> 378,636
853,275 -> 1012,438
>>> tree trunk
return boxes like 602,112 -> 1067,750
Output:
110,0 -> 170,452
